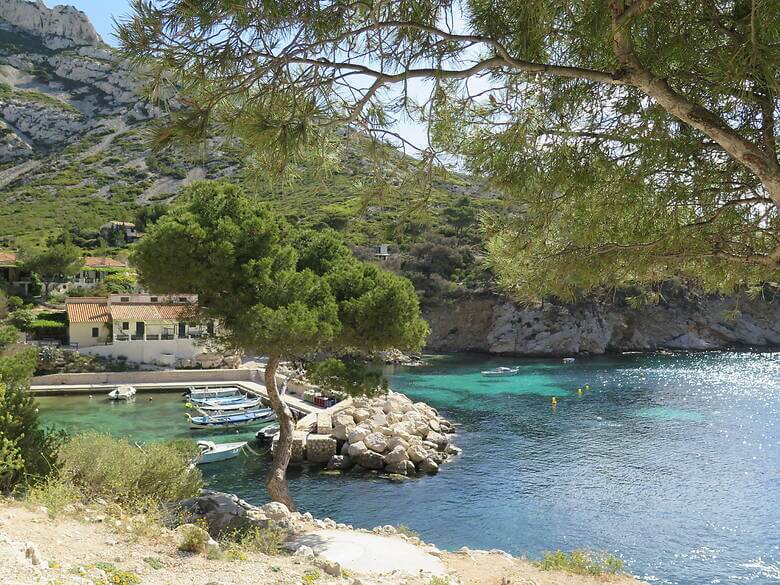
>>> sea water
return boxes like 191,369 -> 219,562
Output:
37,352 -> 780,585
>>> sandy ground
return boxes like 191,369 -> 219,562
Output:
0,499 -> 646,585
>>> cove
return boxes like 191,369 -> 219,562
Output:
36,352 -> 780,585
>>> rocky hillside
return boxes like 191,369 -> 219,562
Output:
1,1 -> 778,356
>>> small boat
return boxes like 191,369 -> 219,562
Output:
562,357 -> 576,363
193,440 -> 246,465
190,393 -> 249,406
481,366 -> 520,377
108,385 -> 137,400
196,396 -> 264,413
183,386 -> 242,402
187,408 -> 276,429
255,424 -> 280,443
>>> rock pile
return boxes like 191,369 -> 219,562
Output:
318,391 -> 460,475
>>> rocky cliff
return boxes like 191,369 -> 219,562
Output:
425,290 -> 780,355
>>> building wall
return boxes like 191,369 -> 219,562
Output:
79,337 -> 204,365
69,322 -> 111,348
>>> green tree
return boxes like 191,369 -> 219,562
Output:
23,242 -> 83,299
442,197 -> 479,240
0,325 -> 60,492
132,181 -> 428,508
102,272 -> 137,294
120,1 -> 780,299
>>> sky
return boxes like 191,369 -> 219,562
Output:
66,0 -> 131,46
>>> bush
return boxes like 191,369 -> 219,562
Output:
57,433 -> 202,506
222,524 -> 288,559
9,308 -> 35,331
538,550 -> 624,576
177,523 -> 211,553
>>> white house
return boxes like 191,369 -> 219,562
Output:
66,293 -> 218,367
71,256 -> 130,289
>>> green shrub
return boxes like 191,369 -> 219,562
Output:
57,433 -> 202,506
538,550 -> 624,576
25,476 -> 80,515
9,308 -> 35,331
177,524 -> 210,553
221,524 -> 288,558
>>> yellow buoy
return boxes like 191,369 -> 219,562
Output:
578,388 -> 583,396
551,397 -> 558,406
585,384 -> 590,391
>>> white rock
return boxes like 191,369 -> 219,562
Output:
261,502 -> 291,521
294,545 -> 315,558
347,441 -> 368,457
363,432 -> 389,453
384,445 -> 409,464
348,426 -> 370,444
407,444 -> 428,463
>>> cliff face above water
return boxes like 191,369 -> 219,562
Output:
424,291 -> 780,355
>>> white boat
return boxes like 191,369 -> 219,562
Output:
481,366 -> 520,377
184,386 -> 242,402
190,393 -> 249,406
196,396 -> 264,413
108,385 -> 137,400
562,357 -> 576,363
187,408 -> 277,429
193,440 -> 246,465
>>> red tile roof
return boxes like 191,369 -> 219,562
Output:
109,303 -> 194,322
66,298 -> 110,324
83,256 -> 128,268
0,251 -> 18,266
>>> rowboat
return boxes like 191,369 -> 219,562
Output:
255,424 -> 280,443
481,366 -> 520,377
108,385 -> 137,400
183,386 -> 242,402
187,408 -> 277,429
190,393 -> 249,406
196,396 -> 264,413
193,440 -> 246,465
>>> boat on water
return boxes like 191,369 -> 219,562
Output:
195,396 -> 264,413
108,385 -> 137,400
189,393 -> 249,406
481,366 -> 520,377
193,440 -> 246,465
187,408 -> 276,429
255,424 -> 280,443
562,357 -> 576,363
184,386 -> 243,402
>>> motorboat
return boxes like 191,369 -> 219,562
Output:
183,386 -> 242,402
481,366 -> 520,377
193,440 -> 246,465
255,424 -> 280,443
562,357 -> 576,363
108,385 -> 137,400
187,408 -> 277,429
195,396 -> 264,413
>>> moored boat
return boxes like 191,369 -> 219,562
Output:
189,393 -> 249,406
193,440 -> 246,465
195,396 -> 264,413
108,385 -> 137,400
187,408 -> 276,429
481,366 -> 520,377
183,386 -> 243,402
255,424 -> 280,443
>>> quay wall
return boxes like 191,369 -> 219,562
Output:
30,368 -> 261,390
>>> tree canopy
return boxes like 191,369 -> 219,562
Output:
23,241 -> 82,299
132,180 -> 428,506
120,0 -> 780,301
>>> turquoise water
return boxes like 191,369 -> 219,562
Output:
37,352 -> 780,585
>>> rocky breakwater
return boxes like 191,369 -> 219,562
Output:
276,391 -> 460,476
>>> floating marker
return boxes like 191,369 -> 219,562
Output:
578,388 -> 583,396
585,384 -> 590,391
551,397 -> 558,406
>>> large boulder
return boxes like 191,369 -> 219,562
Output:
407,444 -> 429,464
364,432 -> 389,453
171,492 -> 250,537
348,426 -> 370,444
419,457 -> 440,474
385,460 -> 417,475
332,422 -> 355,441
347,440 -> 368,458
333,412 -> 355,427
352,408 -> 371,423
355,451 -> 385,470
261,502 -> 291,522
426,431 -> 449,450
384,445 -> 409,465
316,413 -> 333,435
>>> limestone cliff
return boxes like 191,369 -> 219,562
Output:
424,290 -> 780,355
0,0 -> 101,49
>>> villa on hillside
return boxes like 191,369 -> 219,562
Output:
0,251 -> 33,295
66,293 -> 217,366
72,256 -> 130,289
99,221 -> 141,243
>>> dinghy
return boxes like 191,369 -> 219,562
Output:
255,424 -> 280,443
481,366 -> 520,377
190,393 -> 249,406
195,396 -> 264,413
193,440 -> 246,465
108,385 -> 137,400
187,408 -> 276,429
562,357 -> 576,363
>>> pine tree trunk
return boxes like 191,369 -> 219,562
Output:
263,353 -> 296,511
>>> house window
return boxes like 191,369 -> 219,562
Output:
178,297 -> 188,302
91,327 -> 99,338
122,322 -> 129,330
150,296 -> 158,302
120,296 -> 130,302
